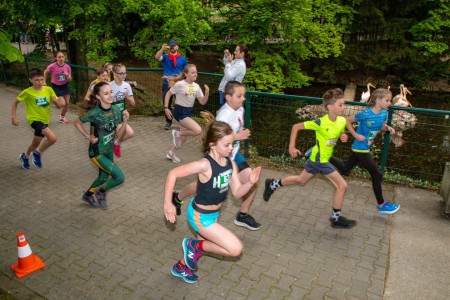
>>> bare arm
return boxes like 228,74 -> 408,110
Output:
164,90 -> 174,120
11,99 -> 20,125
382,122 -> 396,134
164,158 -> 210,223
116,110 -> 130,141
155,44 -> 169,61
52,96 -> 62,109
288,122 -> 305,158
74,118 -> 98,143
229,162 -> 262,198
346,115 -> 365,142
197,84 -> 209,105
84,81 -> 95,101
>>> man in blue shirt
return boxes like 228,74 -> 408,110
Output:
155,40 -> 188,129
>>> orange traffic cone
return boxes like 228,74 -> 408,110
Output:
11,232 -> 45,278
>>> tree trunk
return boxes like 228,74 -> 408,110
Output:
67,19 -> 88,104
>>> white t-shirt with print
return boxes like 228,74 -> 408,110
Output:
216,103 -> 244,160
170,80 -> 204,107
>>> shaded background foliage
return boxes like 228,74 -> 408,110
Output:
1,0 -> 449,91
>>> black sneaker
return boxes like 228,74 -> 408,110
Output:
95,189 -> 108,210
330,216 -> 357,229
234,213 -> 262,231
172,191 -> 183,215
263,178 -> 275,201
82,192 -> 98,208
165,121 -> 172,130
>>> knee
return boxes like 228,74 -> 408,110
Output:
49,135 -> 57,144
193,127 -> 202,136
229,242 -> 243,257
337,180 -> 347,192
116,173 -> 125,184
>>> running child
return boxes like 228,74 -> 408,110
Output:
84,68 -> 109,101
43,51 -> 71,123
103,62 -> 114,81
329,88 -> 400,215
172,81 -> 262,230
263,88 -> 357,229
164,64 -> 209,163
108,63 -> 135,157
11,68 -> 62,169
74,82 -> 129,210
164,120 -> 262,283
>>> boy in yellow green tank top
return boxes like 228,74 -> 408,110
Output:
263,88 -> 357,229
11,68 -> 63,169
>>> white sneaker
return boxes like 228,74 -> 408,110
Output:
166,151 -> 181,163
172,130 -> 182,148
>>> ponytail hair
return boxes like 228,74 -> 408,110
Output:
200,111 -> 233,155
238,44 -> 253,68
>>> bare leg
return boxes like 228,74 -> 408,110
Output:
280,169 -> 314,186
324,171 -> 347,209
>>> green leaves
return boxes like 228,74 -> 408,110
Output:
0,30 -> 24,63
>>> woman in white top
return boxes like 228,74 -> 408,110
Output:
164,64 -> 209,163
218,44 -> 252,106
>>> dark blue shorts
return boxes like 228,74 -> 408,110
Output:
31,121 -> 48,137
51,83 -> 70,97
304,160 -> 336,176
173,105 -> 193,122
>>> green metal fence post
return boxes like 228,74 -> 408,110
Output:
380,106 -> 394,175
244,90 -> 252,157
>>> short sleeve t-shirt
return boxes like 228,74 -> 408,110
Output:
17,86 -> 57,125
161,54 -> 188,82
216,103 -> 245,160
78,105 -> 123,157
304,114 -> 347,163
170,80 -> 204,107
46,62 -> 71,85
109,81 -> 133,112
352,108 -> 388,152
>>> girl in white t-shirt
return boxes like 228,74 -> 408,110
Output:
164,64 -> 209,163
108,64 -> 135,157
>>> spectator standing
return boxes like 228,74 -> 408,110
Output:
155,40 -> 188,129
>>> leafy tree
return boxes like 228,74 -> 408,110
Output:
209,0 -> 354,92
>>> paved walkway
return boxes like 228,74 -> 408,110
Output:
1,84 -> 449,299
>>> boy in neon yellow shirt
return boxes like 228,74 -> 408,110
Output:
263,88 -> 356,229
11,68 -> 62,169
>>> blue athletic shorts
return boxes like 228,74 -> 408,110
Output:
51,83 -> 70,97
173,105 -> 193,122
304,160 -> 336,176
30,121 -> 48,137
187,199 -> 220,233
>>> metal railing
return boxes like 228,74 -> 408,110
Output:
1,56 -> 449,188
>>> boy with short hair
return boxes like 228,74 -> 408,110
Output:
263,88 -> 357,229
11,68 -> 61,169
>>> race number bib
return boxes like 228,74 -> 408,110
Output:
35,96 -> 49,107
368,130 -> 379,146
57,75 -> 65,81
326,138 -> 338,146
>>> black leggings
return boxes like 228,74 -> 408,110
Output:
330,152 -> 384,205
